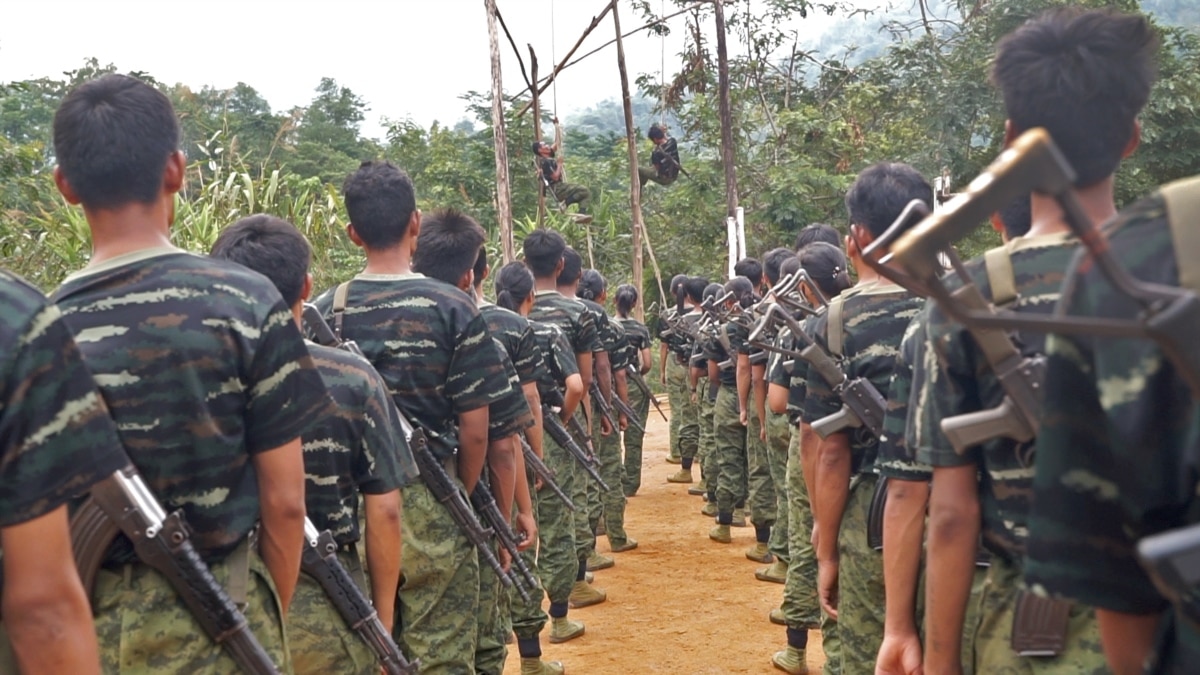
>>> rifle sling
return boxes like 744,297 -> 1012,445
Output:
984,247 -> 1018,307
1163,175 -> 1200,294
826,295 -> 845,358
332,281 -> 352,341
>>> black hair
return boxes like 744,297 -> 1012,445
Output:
343,160 -> 417,249
780,255 -> 803,278
669,273 -> 687,295
52,74 -> 180,210
209,215 -> 311,307
702,282 -> 724,302
523,229 -> 566,279
648,124 -> 666,140
993,8 -> 1157,187
845,162 -> 933,239
531,141 -> 542,154
999,195 -> 1032,239
763,247 -> 796,286
578,269 -> 606,301
724,276 -> 759,309
473,247 -> 488,288
677,276 -> 709,312
614,284 -> 639,318
733,257 -> 763,289
495,261 -> 535,313
799,242 -> 852,299
412,208 -> 486,287
793,223 -> 841,252
557,247 -> 583,286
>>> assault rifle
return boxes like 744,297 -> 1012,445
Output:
541,403 -> 611,491
589,379 -> 620,436
469,482 -> 538,602
71,467 -> 280,674
518,434 -> 576,510
301,519 -> 418,674
625,363 -> 669,422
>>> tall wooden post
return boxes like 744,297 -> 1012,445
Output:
529,46 -> 547,228
714,0 -> 740,275
484,0 -> 515,263
612,0 -> 646,321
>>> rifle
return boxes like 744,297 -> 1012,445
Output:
625,363 -> 668,422
541,404 -> 611,491
469,482 -> 538,602
610,391 -> 646,434
518,434 -> 576,510
589,380 -> 620,435
70,467 -> 280,674
300,519 -> 418,675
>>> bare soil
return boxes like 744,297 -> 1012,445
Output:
504,401 -> 827,674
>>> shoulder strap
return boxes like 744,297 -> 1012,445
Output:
826,294 -> 846,357
984,246 -> 1018,307
1162,175 -> 1200,293
332,281 -> 352,340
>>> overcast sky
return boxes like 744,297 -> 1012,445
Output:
1,0 -> 870,138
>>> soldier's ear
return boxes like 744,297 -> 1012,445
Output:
346,223 -> 366,249
301,273 -> 314,302
1122,120 -> 1141,159
54,165 -> 81,205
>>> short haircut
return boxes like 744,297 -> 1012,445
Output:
763,247 -> 796,286
412,208 -> 486,287
531,141 -> 543,154
53,74 -> 180,210
209,215 -> 311,306
999,195 -> 1032,239
800,242 -> 852,299
677,276 -> 709,311
343,160 -> 417,249
794,223 -> 842,252
702,282 -> 724,302
724,276 -> 759,309
648,124 -> 665,140
845,163 -> 933,239
495,261 -> 535,312
578,269 -> 606,302
993,8 -> 1157,187
614,284 -> 638,317
733,257 -> 763,288
557,247 -> 583,286
473,247 -> 489,288
523,229 -> 566,279
780,255 -> 803,278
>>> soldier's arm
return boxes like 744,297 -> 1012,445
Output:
523,381 -> 545,458
253,437 -> 307,613
576,351 -> 594,395
640,346 -> 652,375
487,434 -> 518,523
457,406 -> 490,495
659,343 -> 669,385
363,489 -> 402,633
736,352 -> 752,423
813,431 -> 852,618
924,464 -> 980,674
1095,610 -> 1159,675
768,382 -> 789,416
752,362 -> 768,436
2,506 -> 101,674
880,479 -> 930,663
562,373 -> 584,422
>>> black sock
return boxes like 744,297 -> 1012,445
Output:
549,601 -> 569,619
786,627 -> 809,649
707,491 -> 716,501
576,559 -> 587,581
718,511 -> 732,525
756,525 -> 770,543
682,457 -> 693,470
518,636 -> 543,658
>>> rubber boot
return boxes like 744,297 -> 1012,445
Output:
586,552 -> 614,571
610,538 -> 639,553
771,646 -> 808,674
700,502 -> 717,517
755,559 -> 788,583
731,507 -> 747,527
585,571 -> 594,584
769,608 -> 786,625
568,580 -> 607,608
745,542 -> 772,563
548,616 -> 586,643
521,658 -> 566,674
687,486 -> 706,496
666,455 -> 682,465
709,524 -> 731,544
596,517 -> 606,537
667,468 -> 693,483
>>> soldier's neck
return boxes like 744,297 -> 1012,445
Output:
361,242 -> 415,275
1028,178 -> 1117,238
557,283 -> 578,299
83,201 -> 175,268
534,276 -> 558,293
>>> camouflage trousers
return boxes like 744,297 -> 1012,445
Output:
638,166 -> 679,188
697,377 -> 717,494
593,398 -> 631,547
395,475 -> 481,674
835,473 -> 886,674
765,410 -> 791,562
520,433 -> 578,612
576,410 -> 598,562
549,181 -> 591,213
290,548 -> 376,675
747,404 -> 776,528
968,556 -> 1106,674
476,549 -> 509,675
713,384 -> 749,515
668,359 -> 697,461
91,547 -> 292,674
622,383 -> 650,495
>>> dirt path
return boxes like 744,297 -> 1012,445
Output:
504,402 -> 827,674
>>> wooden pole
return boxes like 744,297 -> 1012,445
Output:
529,46 -> 547,228
612,1 -> 646,322
714,0 -> 740,273
485,0 -> 515,263
515,0 -> 616,118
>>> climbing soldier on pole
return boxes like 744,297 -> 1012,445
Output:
533,117 -> 593,224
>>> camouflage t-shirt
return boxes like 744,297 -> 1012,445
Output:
661,307 -> 700,363
528,320 -> 579,404
488,341 -> 534,442
876,308 -> 934,482
580,298 -> 628,369
304,342 -> 419,545
699,321 -> 737,387
805,281 -> 922,474
0,270 -> 127,528
618,316 -> 652,371
312,273 -> 509,462
481,303 -> 548,385
53,248 -> 330,559
1025,194 -> 1197,652
914,232 -> 1077,560
530,291 -> 601,359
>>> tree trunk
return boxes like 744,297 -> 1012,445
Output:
529,46 -> 546,227
612,0 -> 646,321
484,0 -> 515,263
714,0 -> 740,273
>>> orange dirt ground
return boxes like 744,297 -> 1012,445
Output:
502,401 -> 828,674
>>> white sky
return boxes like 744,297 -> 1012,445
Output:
0,0 -> 874,139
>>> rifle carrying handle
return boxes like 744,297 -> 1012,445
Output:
811,404 -> 860,439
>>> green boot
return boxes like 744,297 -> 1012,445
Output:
755,559 -> 788,583
666,455 -> 682,465
687,486 -> 706,496
771,646 -> 808,674
548,616 -> 586,643
731,508 -> 747,527
667,469 -> 693,483
586,552 -> 614,571
769,608 -> 786,626
709,524 -> 731,544
700,502 -> 717,517
610,538 -> 639,553
568,580 -> 607,608
521,657 -> 566,674
745,542 -> 772,563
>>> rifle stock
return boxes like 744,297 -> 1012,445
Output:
519,435 -> 575,510
543,406 -> 610,491
625,364 -> 668,422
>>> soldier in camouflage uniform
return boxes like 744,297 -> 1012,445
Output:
665,276 -> 706,483
211,216 -> 419,675
525,230 -> 608,634
805,164 -> 930,674
51,75 -> 331,674
913,10 -> 1154,673
614,284 -> 653,496
0,269 -> 128,673
313,162 -> 511,673
693,282 -> 726,514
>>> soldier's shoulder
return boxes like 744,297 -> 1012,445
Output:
0,270 -> 53,338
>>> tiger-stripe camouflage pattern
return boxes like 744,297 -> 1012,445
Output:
877,309 -> 934,483
581,297 -> 633,547
1025,193 -> 1198,671
804,281 -> 922,674
765,335 -> 795,562
0,269 -> 126,528
480,303 -> 550,387
488,341 -> 534,442
302,342 -> 418,544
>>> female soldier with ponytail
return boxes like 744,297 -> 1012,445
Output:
613,284 -> 652,497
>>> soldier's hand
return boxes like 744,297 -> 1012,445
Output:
498,545 -> 513,573
817,558 -> 839,619
690,391 -> 698,405
810,523 -> 819,549
660,371 -> 667,386
601,416 -> 614,436
619,414 -> 629,432
739,409 -> 748,427
759,425 -> 767,442
515,512 -> 538,552
875,631 -> 924,675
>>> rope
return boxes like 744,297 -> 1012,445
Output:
659,0 -> 666,125
550,0 -> 558,116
